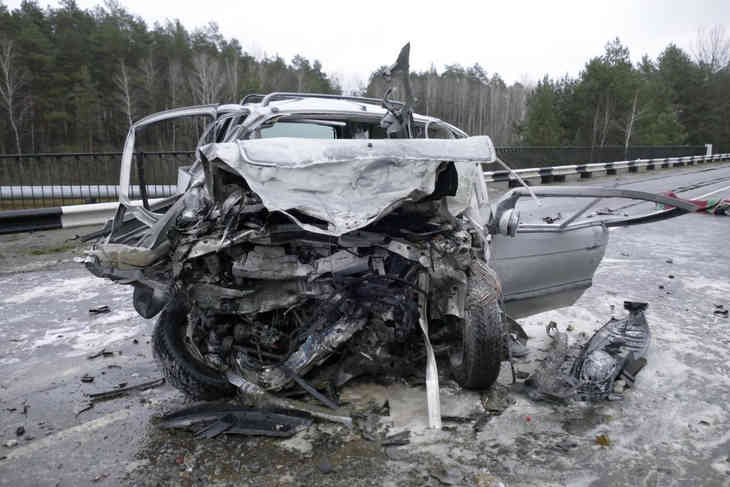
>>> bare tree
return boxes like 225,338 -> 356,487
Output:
168,58 -> 183,148
190,52 -> 224,104
113,60 -> 134,128
140,56 -> 157,111
224,54 -> 239,102
0,39 -> 28,154
693,25 -> 730,72
623,89 -> 640,156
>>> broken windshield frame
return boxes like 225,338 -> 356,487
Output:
492,186 -> 700,234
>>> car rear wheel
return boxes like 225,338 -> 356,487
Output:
152,296 -> 235,400
449,261 -> 504,390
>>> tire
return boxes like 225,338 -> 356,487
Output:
152,296 -> 235,400
450,261 -> 504,390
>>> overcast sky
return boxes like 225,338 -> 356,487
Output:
5,0 -> 729,91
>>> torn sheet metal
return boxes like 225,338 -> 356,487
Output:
418,272 -> 442,429
232,246 -> 313,280
199,136 -> 495,236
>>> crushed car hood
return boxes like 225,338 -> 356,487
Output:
199,136 -> 495,236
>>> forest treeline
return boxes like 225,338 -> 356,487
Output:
0,0 -> 339,153
1,1 -> 728,154
517,35 -> 730,151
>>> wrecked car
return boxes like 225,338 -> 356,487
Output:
85,45 -> 699,425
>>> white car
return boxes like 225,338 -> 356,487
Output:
85,49 -> 696,420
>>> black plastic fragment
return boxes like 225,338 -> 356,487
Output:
158,403 -> 313,439
89,305 -> 111,314
381,430 -> 410,446
280,365 -> 339,410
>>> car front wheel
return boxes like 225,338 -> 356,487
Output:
449,261 -> 504,390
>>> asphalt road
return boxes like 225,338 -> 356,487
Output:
1,162 -> 729,486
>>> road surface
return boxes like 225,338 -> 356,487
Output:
1,162 -> 729,486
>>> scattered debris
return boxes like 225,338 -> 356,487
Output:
88,305 -> 110,314
473,414 -> 492,433
668,275 -> 675,279
92,473 -> 109,482
555,438 -> 579,451
429,465 -> 464,485
522,302 -> 650,402
87,349 -> 115,359
481,383 -> 515,415
80,374 -> 95,383
75,403 -> 94,417
595,434 -> 611,447
15,426 -> 24,436
506,315 -> 529,358
666,258 -> 674,264
316,460 -> 335,474
542,213 -> 562,224
715,309 -> 729,317
663,191 -> 730,216
157,403 -> 313,439
381,430 -> 410,447
3,440 -> 18,448
87,378 -> 165,402
442,415 -> 475,424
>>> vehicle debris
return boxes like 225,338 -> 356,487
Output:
156,403 -> 313,439
88,305 -> 111,314
87,377 -> 165,402
522,302 -> 650,402
87,349 -> 115,359
80,374 -> 95,383
662,191 -> 730,215
595,434 -> 611,447
429,464 -> 464,485
380,430 -> 411,447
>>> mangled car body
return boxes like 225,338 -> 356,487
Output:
85,45 -> 699,426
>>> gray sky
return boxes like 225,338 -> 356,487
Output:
6,0 -> 729,91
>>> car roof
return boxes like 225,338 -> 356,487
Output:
220,96 -> 447,126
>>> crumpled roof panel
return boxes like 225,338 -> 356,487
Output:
200,136 -> 495,236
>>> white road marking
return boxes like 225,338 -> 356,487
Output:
693,184 -> 730,200
3,408 -> 133,461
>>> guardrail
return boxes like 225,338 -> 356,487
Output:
0,151 -> 193,210
1,151 -> 728,236
484,153 -> 730,186
0,199 -> 165,235
0,184 -> 177,200
0,145 -> 709,210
